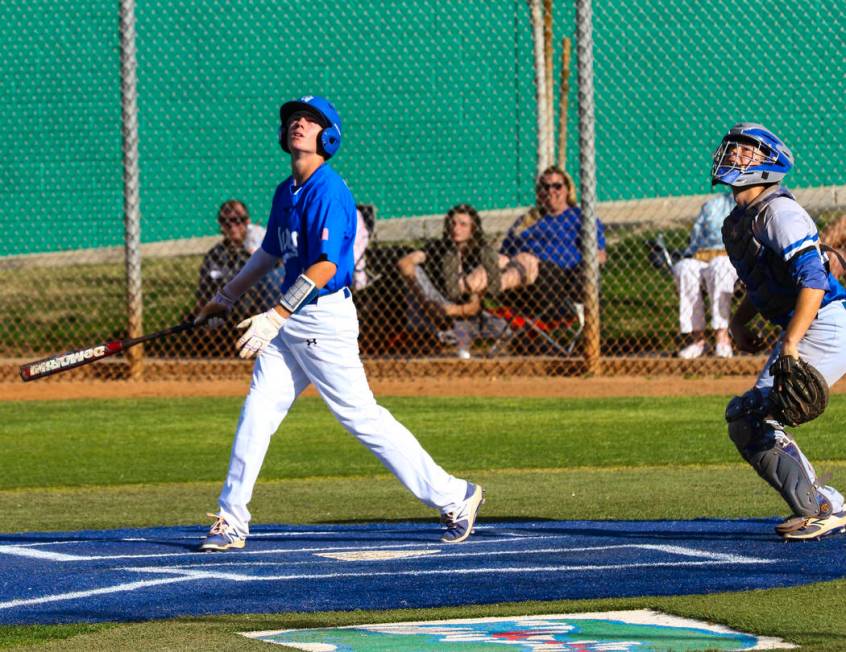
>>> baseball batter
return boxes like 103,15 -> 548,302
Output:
194,95 -> 484,551
715,123 -> 846,540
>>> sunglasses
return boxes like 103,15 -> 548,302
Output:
539,181 -> 566,191
219,216 -> 247,226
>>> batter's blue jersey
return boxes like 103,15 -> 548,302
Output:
261,163 -> 357,296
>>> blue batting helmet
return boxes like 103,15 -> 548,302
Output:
711,123 -> 794,187
279,95 -> 342,158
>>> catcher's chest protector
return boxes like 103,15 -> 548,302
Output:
722,187 -> 796,322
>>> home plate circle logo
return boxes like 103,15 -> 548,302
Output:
243,610 -> 796,650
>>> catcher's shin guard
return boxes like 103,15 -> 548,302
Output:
726,393 -> 831,518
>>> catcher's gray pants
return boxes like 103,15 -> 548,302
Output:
755,300 -> 846,391
748,300 -> 846,513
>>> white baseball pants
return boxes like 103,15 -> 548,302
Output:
672,256 -> 737,333
217,289 -> 470,537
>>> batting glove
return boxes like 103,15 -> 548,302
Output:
194,289 -> 237,327
236,308 -> 287,359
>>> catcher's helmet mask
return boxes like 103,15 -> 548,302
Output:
712,122 -> 794,188
279,95 -> 342,158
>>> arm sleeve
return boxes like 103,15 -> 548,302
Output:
260,186 -> 284,257
221,248 -> 279,302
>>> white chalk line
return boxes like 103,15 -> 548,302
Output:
0,536 -> 766,566
123,556 -> 771,583
0,542 -> 773,612
167,543 -> 767,569
0,534 -> 569,563
0,575 -> 198,611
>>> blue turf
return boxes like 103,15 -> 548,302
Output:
1,518 -> 844,625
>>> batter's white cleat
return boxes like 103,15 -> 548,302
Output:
780,511 -> 846,541
440,483 -> 485,543
199,513 -> 246,552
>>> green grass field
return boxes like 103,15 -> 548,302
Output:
1,394 -> 845,650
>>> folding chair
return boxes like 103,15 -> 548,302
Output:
484,262 -> 585,357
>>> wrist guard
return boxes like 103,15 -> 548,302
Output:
280,274 -> 320,315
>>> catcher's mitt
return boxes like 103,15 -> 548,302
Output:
769,355 -> 829,426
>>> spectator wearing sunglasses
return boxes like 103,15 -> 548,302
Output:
193,200 -> 279,350
498,166 -> 606,300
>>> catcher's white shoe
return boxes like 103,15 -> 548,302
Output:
440,483 -> 485,543
780,511 -> 846,541
199,513 -> 246,551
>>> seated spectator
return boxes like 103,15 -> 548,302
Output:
498,166 -> 606,302
672,192 -> 738,359
821,213 -> 846,279
397,204 -> 506,359
194,200 -> 279,350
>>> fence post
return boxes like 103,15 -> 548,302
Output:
543,0 -> 555,166
557,37 -> 571,170
119,0 -> 144,380
530,0 -> 551,174
575,0 -> 601,374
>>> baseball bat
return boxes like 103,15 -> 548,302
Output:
19,320 -> 197,382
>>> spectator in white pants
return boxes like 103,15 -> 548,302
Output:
672,193 -> 738,358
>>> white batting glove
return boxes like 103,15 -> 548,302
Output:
235,308 -> 287,359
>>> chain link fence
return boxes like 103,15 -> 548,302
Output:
2,0 -> 844,382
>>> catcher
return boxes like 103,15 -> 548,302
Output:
715,123 -> 846,541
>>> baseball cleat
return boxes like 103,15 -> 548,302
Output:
440,483 -> 485,543
199,513 -> 246,552
780,511 -> 846,541
775,515 -> 812,536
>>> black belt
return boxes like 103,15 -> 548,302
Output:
312,287 -> 351,304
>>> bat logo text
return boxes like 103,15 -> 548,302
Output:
28,346 -> 107,376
